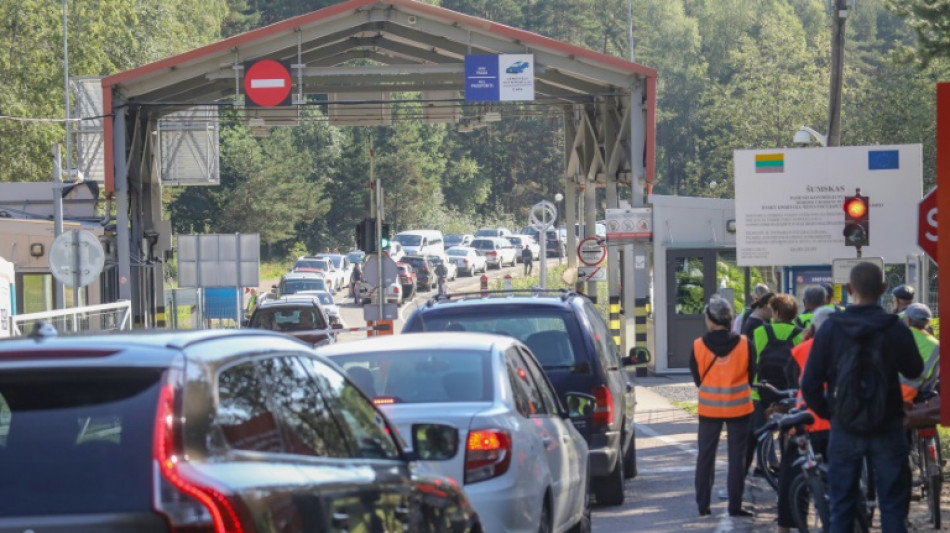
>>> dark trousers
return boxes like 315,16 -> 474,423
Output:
696,415 -> 750,514
827,423 -> 910,533
777,430 -> 829,527
745,400 -> 766,474
524,257 -> 532,275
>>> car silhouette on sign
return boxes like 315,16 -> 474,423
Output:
505,61 -> 530,74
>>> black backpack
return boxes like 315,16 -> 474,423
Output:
756,324 -> 801,405
832,331 -> 888,434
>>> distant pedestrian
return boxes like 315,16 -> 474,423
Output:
245,288 -> 258,318
802,262 -> 922,533
691,295 -> 756,518
733,283 -> 771,334
350,263 -> 363,304
522,245 -> 533,275
891,284 -> 915,316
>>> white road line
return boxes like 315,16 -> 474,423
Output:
636,421 -> 698,455
250,79 -> 286,89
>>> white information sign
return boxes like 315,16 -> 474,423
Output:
578,266 -> 606,282
499,54 -> 535,101
832,257 -> 885,284
605,207 -> 652,242
734,144 -> 922,266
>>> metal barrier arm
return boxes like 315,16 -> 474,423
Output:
9,300 -> 134,336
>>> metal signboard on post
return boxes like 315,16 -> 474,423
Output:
49,229 -> 105,289
177,234 -> 260,288
831,257 -> 885,284
734,144 -> 922,266
605,207 -> 653,243
577,237 -> 606,266
530,200 -> 557,289
578,266 -> 607,282
918,187 -> 937,264
244,59 -> 292,107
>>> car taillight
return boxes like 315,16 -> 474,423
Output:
593,385 -> 613,425
373,397 -> 397,405
465,429 -> 511,484
153,382 -> 251,533
486,251 -> 497,257
463,259 -> 469,264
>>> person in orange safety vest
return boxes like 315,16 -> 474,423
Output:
691,295 -> 756,518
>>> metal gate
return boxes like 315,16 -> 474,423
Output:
666,249 -> 719,369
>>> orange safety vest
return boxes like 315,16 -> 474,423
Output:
695,337 -> 754,419
790,339 -> 831,433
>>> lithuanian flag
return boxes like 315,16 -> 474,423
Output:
755,153 -> 784,173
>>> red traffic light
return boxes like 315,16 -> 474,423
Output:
844,197 -> 867,219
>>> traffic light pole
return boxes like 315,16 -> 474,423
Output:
375,177 -> 384,326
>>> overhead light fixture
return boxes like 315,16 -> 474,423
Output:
726,219 -> 737,234
30,243 -> 44,258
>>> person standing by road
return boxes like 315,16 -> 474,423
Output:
434,259 -> 449,296
522,244 -> 533,276
691,295 -> 756,518
899,303 -> 940,404
892,285 -> 915,316
350,263 -> 363,304
802,262 -> 922,533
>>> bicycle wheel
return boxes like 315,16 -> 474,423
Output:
756,428 -> 781,491
790,473 -> 827,533
923,434 -> 942,529
927,474 -> 941,529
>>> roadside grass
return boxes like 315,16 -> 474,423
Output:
674,401 -> 698,416
938,426 -> 950,475
488,261 -> 611,317
260,260 -> 290,282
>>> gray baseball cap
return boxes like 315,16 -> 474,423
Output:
903,303 -> 932,322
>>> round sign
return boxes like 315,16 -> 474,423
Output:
577,237 -> 606,266
49,229 -> 105,288
529,201 -> 557,231
244,59 -> 292,107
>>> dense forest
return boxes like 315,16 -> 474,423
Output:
1,0 -> 948,255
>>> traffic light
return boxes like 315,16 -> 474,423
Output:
380,223 -> 392,251
842,191 -> 869,247
356,217 -> 377,252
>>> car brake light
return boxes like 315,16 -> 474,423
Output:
593,385 -> 613,425
373,397 -> 397,405
465,429 -> 511,484
153,382 -> 251,533
486,251 -> 497,257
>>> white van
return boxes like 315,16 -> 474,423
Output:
393,230 -> 444,257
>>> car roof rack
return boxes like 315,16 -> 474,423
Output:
424,288 -> 579,307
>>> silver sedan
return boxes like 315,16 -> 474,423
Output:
446,246 -> 488,276
319,333 -> 592,533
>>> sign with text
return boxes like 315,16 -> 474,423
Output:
734,145 -> 922,266
832,257 -> 885,284
605,207 -> 652,242
464,54 -> 534,102
918,187 -> 937,264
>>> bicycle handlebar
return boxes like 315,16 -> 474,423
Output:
753,381 -> 798,399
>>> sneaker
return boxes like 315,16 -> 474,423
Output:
729,509 -> 754,517
699,508 -> 711,516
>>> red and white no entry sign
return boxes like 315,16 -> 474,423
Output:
577,237 -> 606,266
244,59 -> 292,107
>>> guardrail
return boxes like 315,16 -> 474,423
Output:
10,301 -> 133,336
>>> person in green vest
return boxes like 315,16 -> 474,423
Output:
793,286 -> 827,343
744,293 -> 802,473
821,282 -> 845,311
899,303 -> 939,403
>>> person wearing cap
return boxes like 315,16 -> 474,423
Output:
734,283 -> 771,334
821,282 -> 845,312
899,303 -> 939,403
691,295 -> 756,518
892,285 -> 915,317
794,286 -> 827,343
776,306 -> 835,533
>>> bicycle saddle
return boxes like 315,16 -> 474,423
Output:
778,410 -> 815,430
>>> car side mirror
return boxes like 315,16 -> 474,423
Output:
624,346 -> 651,366
563,392 -> 596,421
410,423 -> 459,461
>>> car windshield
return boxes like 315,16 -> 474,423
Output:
444,235 -> 462,246
323,256 -> 343,268
294,260 -> 324,271
394,234 -> 422,246
474,229 -> 497,237
406,257 -> 426,269
251,307 -> 327,331
447,248 -> 469,257
315,293 -> 333,306
346,251 -> 364,264
281,278 -> 328,294
507,237 -> 523,245
0,369 -> 163,516
414,309 -> 584,369
470,240 -> 495,250
331,349 -> 493,403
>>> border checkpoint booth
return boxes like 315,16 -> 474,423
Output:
92,0 -> 657,335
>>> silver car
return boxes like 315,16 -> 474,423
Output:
319,333 -> 591,533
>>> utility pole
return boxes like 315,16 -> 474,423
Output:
827,0 -> 849,147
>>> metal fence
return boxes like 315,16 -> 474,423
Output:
9,301 -> 132,337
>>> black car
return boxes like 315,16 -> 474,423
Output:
247,296 -> 336,347
404,255 -> 438,291
520,226 -> 566,258
403,291 -> 646,505
0,330 -> 482,532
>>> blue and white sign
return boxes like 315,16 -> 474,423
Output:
465,54 -> 535,102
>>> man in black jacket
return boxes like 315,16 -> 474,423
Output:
801,262 -> 922,533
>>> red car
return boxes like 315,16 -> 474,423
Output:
397,262 -> 417,301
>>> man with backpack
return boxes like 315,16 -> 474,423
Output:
744,293 -> 801,473
801,262 -> 922,533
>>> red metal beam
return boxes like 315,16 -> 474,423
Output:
937,82 -> 949,425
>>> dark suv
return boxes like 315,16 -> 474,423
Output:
403,291 -> 644,505
404,255 -> 438,291
0,330 -> 481,532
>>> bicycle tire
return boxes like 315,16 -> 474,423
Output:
806,472 -> 831,532
756,428 -> 781,491
789,473 -> 817,533
927,473 -> 941,529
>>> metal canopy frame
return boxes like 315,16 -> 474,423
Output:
98,0 -> 657,340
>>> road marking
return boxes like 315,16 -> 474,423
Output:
636,422 -> 698,455
714,513 -> 735,533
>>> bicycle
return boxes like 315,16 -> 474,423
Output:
754,381 -> 800,491
907,385 -> 943,529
